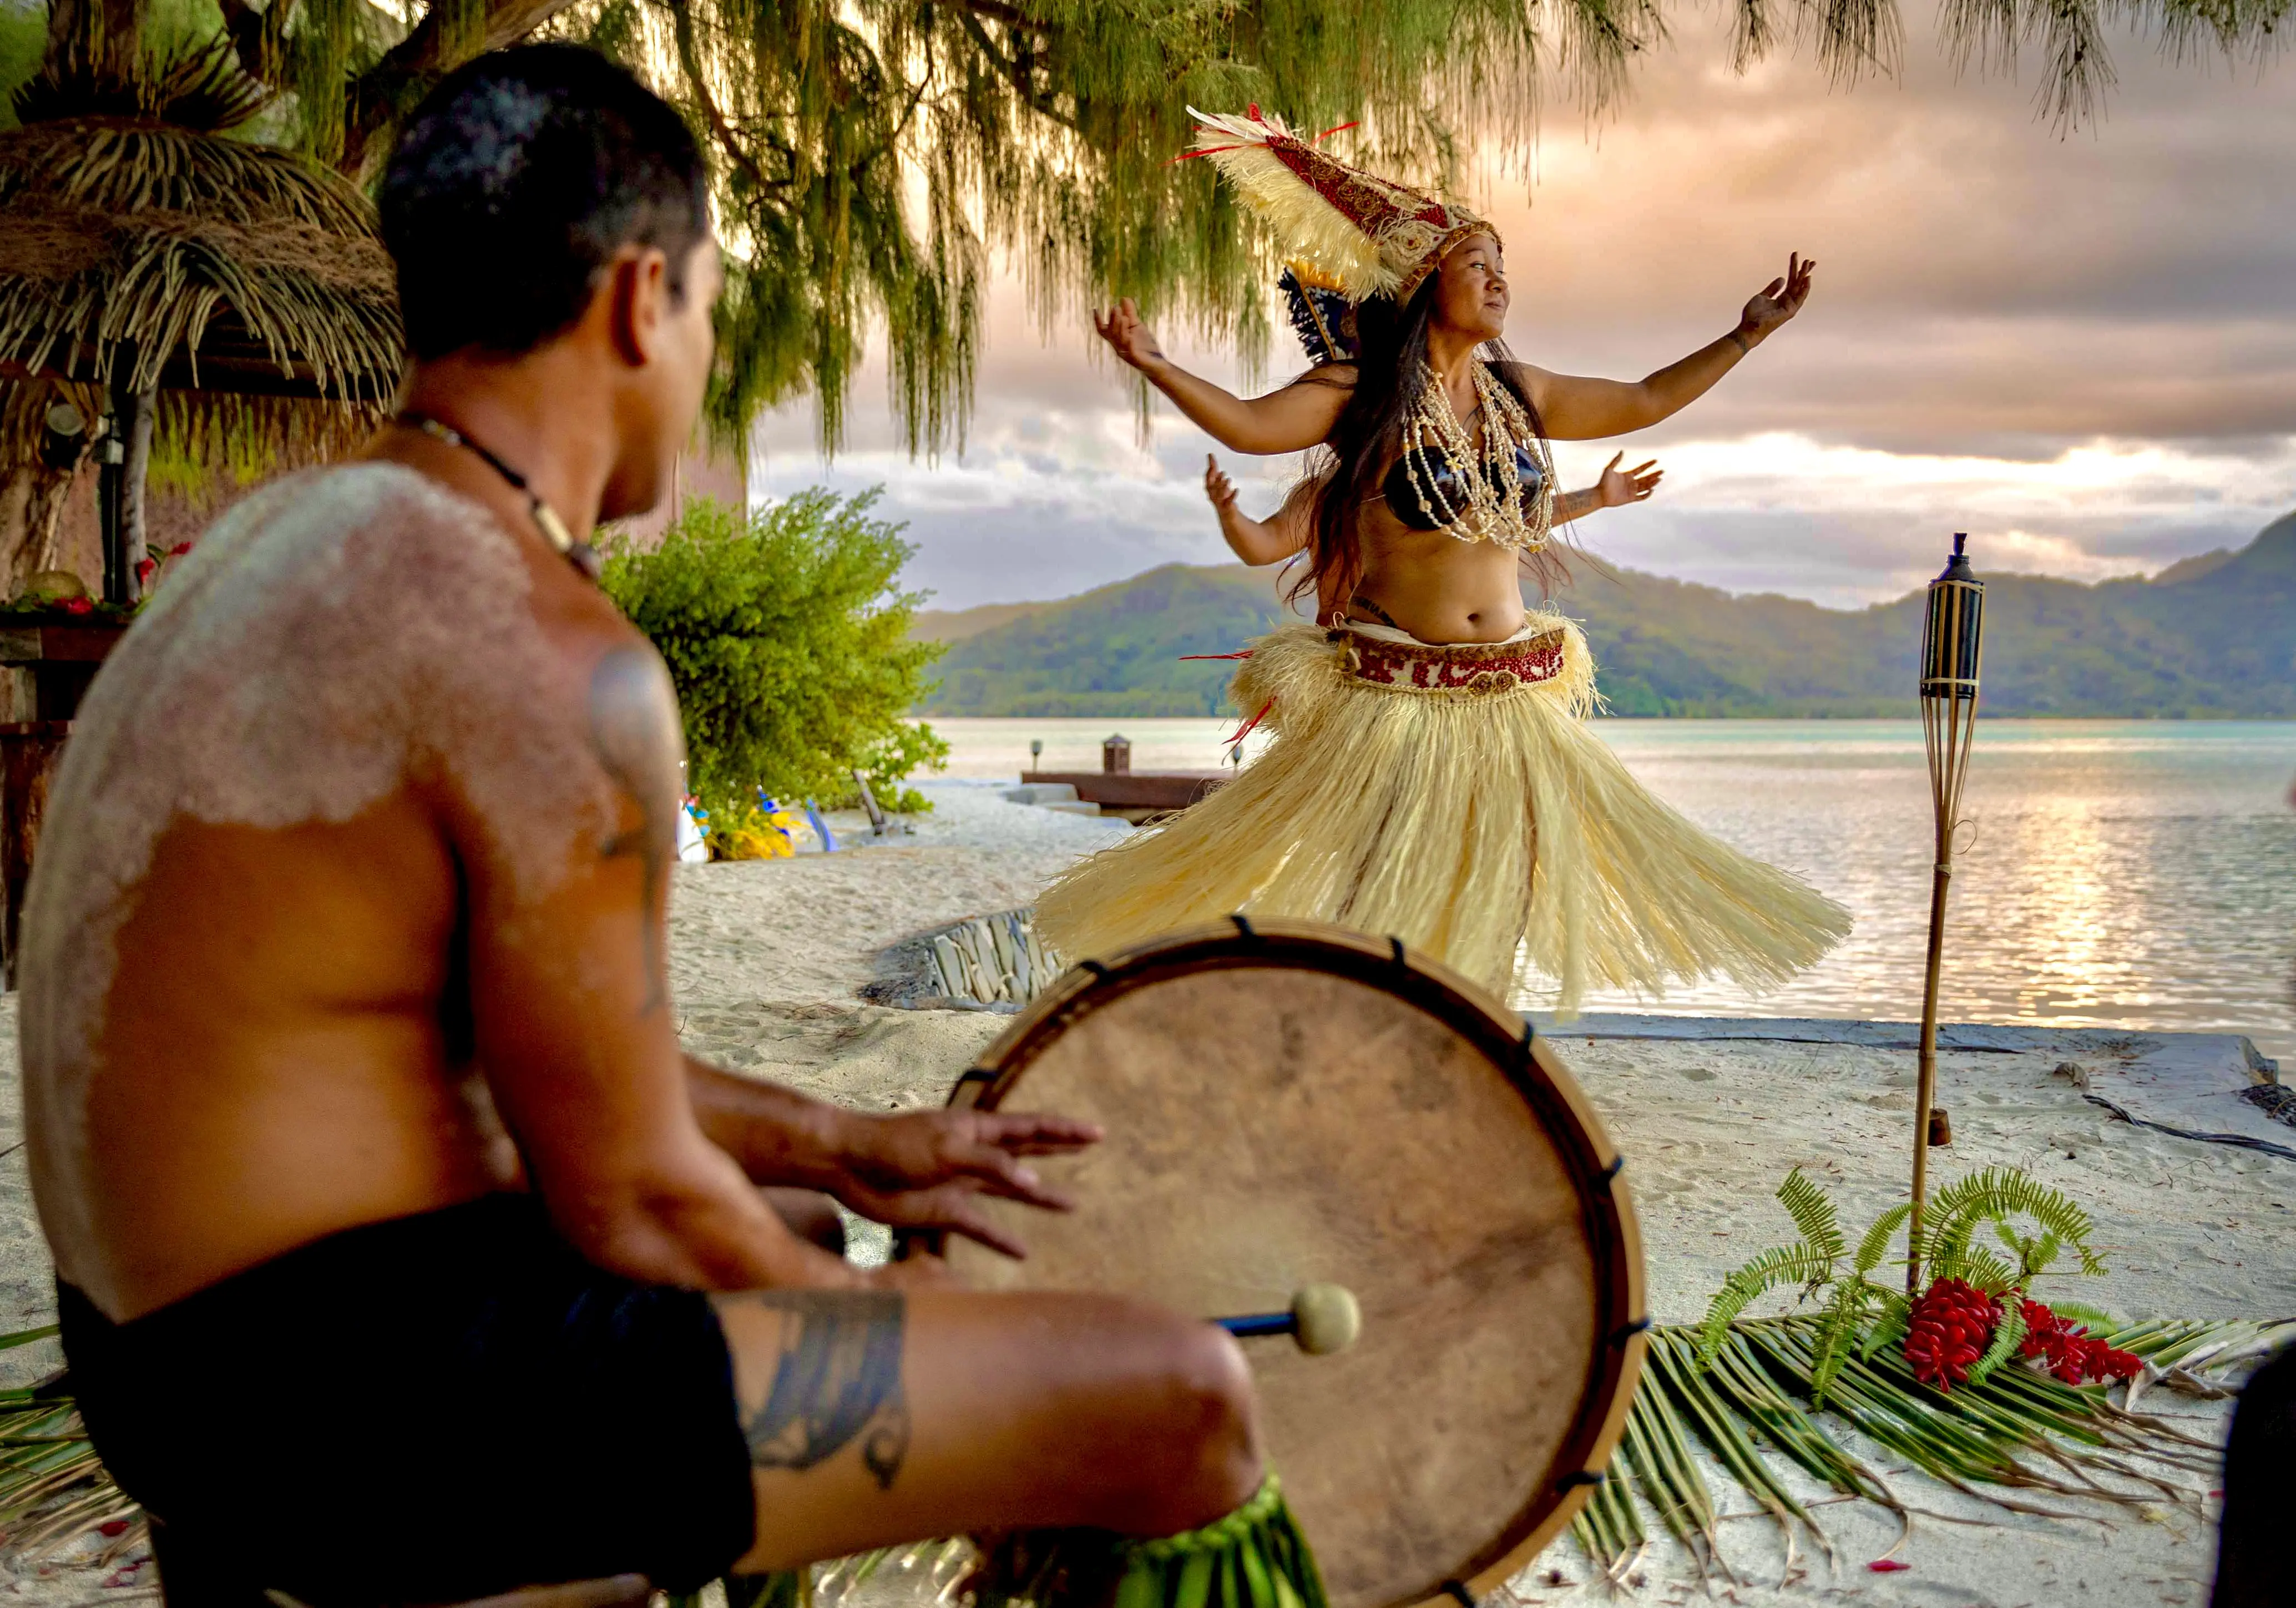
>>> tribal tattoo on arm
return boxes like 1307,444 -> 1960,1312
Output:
1550,488 -> 1605,524
726,1290 -> 911,1490
586,646 -> 685,1013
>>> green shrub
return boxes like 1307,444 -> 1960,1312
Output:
600,489 -> 947,818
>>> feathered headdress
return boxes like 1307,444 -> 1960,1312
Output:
1181,105 -> 1494,306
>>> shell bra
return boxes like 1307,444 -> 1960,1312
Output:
1379,361 -> 1556,553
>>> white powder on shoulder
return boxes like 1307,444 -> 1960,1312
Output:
17,462 -> 617,1265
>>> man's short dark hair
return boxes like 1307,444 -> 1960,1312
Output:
381,44 -> 711,361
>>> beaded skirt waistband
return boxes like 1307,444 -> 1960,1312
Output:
1336,624 -> 1569,694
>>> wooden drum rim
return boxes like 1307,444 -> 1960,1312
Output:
938,916 -> 1648,1608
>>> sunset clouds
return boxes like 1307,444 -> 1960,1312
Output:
750,10 -> 2296,609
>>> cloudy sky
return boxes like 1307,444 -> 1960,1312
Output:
749,11 -> 2296,612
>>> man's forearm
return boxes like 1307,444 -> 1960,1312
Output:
685,1055 -> 858,1188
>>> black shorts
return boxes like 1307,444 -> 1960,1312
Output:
58,1194 -> 756,1605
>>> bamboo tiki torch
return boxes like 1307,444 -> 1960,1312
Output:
1908,533 -> 1985,1293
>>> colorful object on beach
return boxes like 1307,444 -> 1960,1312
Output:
711,797 -> 799,859
801,797 -> 841,853
1903,1277 -> 2002,1391
972,1472 -> 1328,1608
1179,107 -> 1490,304
676,797 -> 710,863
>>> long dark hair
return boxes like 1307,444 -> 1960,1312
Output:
1288,279 -> 1570,619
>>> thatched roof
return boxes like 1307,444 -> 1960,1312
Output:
0,118 -> 404,452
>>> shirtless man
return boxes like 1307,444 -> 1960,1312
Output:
21,44 -> 1258,1605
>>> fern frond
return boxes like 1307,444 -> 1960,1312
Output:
1853,1203 -> 1912,1278
1937,1246 -> 2016,1296
1777,1168 -> 1847,1272
2049,1302 -> 2118,1331
1861,1291 -> 1912,1361
1967,1299 -> 2026,1387
1696,1244 -> 1837,1365
1925,1168 -> 2104,1275
1808,1277 -> 1876,1405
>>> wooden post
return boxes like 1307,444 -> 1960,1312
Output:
99,352 -> 152,609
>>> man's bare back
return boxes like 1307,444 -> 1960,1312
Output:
23,462 -> 600,1318
22,46 -> 1263,1602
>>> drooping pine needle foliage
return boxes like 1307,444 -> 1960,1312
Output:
13,0 -> 2290,464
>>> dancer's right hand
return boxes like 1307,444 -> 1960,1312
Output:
1205,453 -> 1241,518
1093,297 -> 1166,372
1205,456 -> 1316,566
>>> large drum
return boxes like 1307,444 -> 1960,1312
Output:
929,919 -> 1645,1608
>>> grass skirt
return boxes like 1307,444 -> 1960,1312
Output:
1033,615 -> 1850,1015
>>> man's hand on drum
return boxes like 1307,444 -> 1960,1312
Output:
826,1108 -> 1100,1258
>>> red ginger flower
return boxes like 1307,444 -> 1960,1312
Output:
2017,1298 -> 2141,1385
1905,1278 -> 2002,1390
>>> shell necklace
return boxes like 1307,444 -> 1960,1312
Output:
1394,362 -> 1555,554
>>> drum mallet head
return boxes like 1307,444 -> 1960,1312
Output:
1215,1284 -> 1362,1356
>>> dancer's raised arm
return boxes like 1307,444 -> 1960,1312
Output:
1510,255 -> 1814,441
1098,299 -> 1351,453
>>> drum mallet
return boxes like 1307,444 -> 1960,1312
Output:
1214,1283 -> 1361,1356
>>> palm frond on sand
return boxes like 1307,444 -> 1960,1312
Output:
1571,1316 -> 2294,1586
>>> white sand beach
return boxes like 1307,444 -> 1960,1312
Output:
0,778 -> 2287,1606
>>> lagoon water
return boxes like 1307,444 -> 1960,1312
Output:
931,716 -> 2296,1066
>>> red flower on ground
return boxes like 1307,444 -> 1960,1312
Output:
1904,1277 -> 2001,1390
62,596 -> 93,615
2017,1298 -> 2141,1384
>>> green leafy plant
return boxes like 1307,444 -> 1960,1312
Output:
600,490 -> 947,820
1699,1167 -> 2110,1408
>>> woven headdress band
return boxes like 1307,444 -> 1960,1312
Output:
1180,105 -> 1494,303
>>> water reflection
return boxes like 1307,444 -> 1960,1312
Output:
930,717 -> 2296,1065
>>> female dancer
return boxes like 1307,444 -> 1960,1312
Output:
1035,108 -> 1849,1014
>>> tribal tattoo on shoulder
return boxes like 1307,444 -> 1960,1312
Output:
586,646 -> 684,1012
730,1291 -> 911,1490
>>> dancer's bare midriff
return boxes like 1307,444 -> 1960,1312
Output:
1336,497 -> 1539,643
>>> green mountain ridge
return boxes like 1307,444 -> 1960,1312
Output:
917,513 -> 2296,718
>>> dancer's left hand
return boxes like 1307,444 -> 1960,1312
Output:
1598,453 -> 1662,508
1738,253 -> 1815,343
